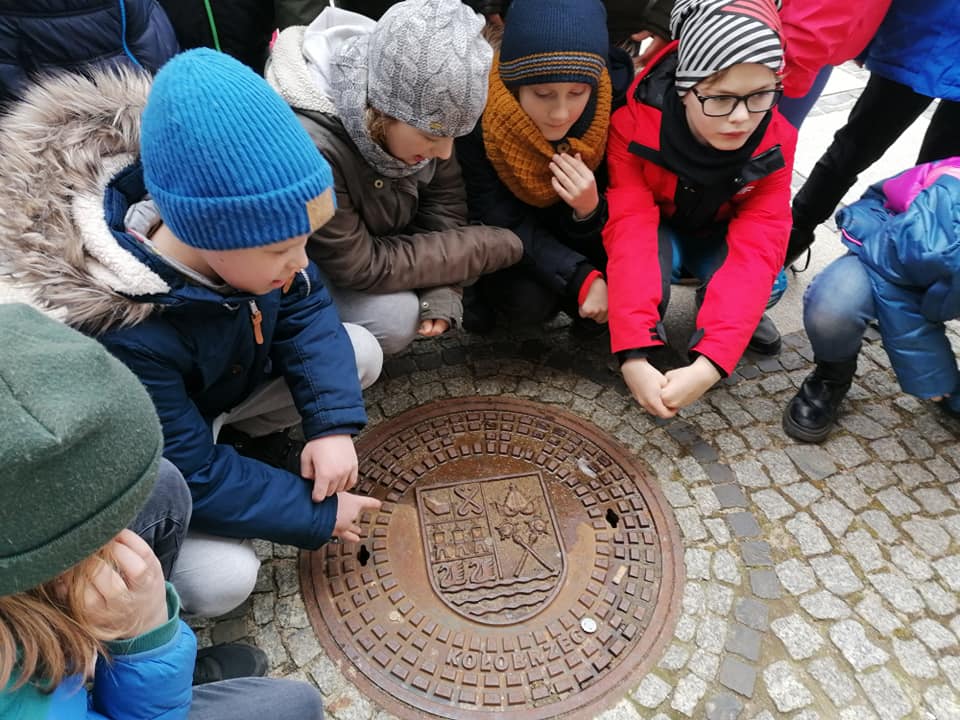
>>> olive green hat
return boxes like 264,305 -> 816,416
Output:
0,304 -> 163,596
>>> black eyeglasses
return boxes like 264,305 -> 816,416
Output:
690,87 -> 783,117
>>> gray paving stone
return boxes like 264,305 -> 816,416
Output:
856,464 -> 895,490
933,556 -> 960,592
675,507 -> 710,541
306,653 -> 348,699
740,541 -> 774,567
734,597 -> 769,631
786,512 -> 832,556
810,554 -> 864,595
829,619 -> 890,671
822,435 -> 870,468
683,582 -> 707,616
758,449 -> 801,485
726,622 -> 763,662
857,668 -> 913,720
661,480 -> 695,508
927,456 -> 960,482
943,514 -> 960,542
892,462 -> 935,489
751,489 -> 795,521
829,475 -> 872,511
783,482 -> 824,508
325,684 -> 376,720
712,549 -> 741,585
784,445 -> 837,481
892,639 -> 939,679
675,614 -> 697,642
671,673 -> 708,717
808,657 -> 857,707
749,569 -> 782,599
706,583 -> 736,615
762,660 -> 813,713
868,572 -> 925,614
775,558 -> 817,596
727,511 -> 761,538
596,699 -> 644,720
871,437 -> 909,462
705,517 -> 732,544
918,580 -> 959,616
861,510 -> 901,543
924,686 -> 960,720
677,456 -> 710,482
890,545 -> 934,581
713,483 -> 748,508
633,673 -> 673,708
843,529 -> 886,572
855,592 -> 903,635
770,614 -> 823,660
840,413 -> 890,439
838,707 -> 879,720
689,649 -> 721,681
704,693 -> 744,720
810,498 -> 855,538
718,656 -> 757,698
902,517 -> 952,558
731,459 -> 771,488
942,656 -> 960,693
686,548 -> 712,580
692,485 -> 722,515
658,642 -> 690,671
912,618 -> 958,651
706,462 -> 736,484
799,590 -> 852,620
916,487 -> 958,515
876,487 -> 921,516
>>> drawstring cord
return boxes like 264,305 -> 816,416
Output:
117,0 -> 143,67
203,0 -> 223,51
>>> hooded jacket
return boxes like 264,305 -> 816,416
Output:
267,19 -> 522,326
604,43 -> 797,375
836,158 -> 960,399
0,0 -> 177,109
0,67 -> 365,550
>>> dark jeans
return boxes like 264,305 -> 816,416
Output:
190,677 -> 323,720
792,73 -> 960,236
128,458 -> 192,579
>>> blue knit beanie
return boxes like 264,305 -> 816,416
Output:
499,0 -> 608,89
141,49 -> 336,251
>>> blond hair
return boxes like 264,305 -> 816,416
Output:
364,106 -> 393,148
0,545 -> 131,691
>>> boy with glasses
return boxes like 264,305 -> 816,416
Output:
603,0 -> 796,418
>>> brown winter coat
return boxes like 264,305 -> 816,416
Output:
297,109 -> 522,296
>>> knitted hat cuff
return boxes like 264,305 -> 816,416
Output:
499,51 -> 605,88
0,450 -> 160,596
154,179 -> 336,251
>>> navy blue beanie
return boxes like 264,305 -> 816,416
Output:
499,0 -> 608,89
141,49 -> 336,251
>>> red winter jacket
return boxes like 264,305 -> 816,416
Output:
603,43 -> 797,375
780,0 -> 892,98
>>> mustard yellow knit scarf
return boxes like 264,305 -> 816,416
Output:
482,55 -> 612,208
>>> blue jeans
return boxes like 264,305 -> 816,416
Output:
802,253 -> 875,361
190,677 -> 323,720
129,458 -> 192,579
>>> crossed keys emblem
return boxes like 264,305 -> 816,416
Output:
454,485 -> 483,516
491,483 -> 554,577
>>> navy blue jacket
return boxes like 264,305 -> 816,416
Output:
0,0 -> 178,108
100,163 -> 366,549
837,163 -> 960,399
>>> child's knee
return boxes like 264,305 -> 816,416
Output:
371,292 -> 421,355
343,322 -> 384,389
171,535 -> 261,618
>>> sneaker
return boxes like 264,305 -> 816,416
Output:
746,314 -> 781,356
193,643 -> 268,685
218,426 -> 303,475
767,269 -> 788,309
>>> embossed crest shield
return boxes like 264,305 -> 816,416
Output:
416,473 -> 567,625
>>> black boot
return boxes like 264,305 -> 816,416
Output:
217,426 -> 303,474
193,644 -> 269,685
747,314 -> 782,356
783,358 -> 857,442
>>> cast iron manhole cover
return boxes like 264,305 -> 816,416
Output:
301,397 -> 683,719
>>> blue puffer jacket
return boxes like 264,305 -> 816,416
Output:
0,0 -> 178,108
99,163 -> 367,549
837,162 -> 960,400
863,0 -> 960,101
0,585 -> 195,719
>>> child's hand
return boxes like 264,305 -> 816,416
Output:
579,278 -> 608,323
629,31 -> 669,69
82,530 -> 168,642
622,357 -> 674,418
301,434 -> 358,502
333,492 -> 383,544
418,318 -> 450,337
550,153 -> 599,219
661,357 -> 722,411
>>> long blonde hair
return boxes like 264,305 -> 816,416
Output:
0,546 -> 128,692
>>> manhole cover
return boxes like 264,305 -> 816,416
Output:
301,398 -> 683,719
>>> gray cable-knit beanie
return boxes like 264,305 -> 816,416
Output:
367,0 -> 492,137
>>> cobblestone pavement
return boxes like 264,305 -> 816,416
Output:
191,66 -> 960,719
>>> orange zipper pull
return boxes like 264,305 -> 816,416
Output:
248,299 -> 264,345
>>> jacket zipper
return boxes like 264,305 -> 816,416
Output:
248,299 -> 264,345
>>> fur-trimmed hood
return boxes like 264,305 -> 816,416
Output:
0,67 -> 170,334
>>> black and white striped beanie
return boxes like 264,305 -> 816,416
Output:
670,0 -> 784,94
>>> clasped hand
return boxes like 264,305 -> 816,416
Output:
550,153 -> 599,219
622,356 -> 721,418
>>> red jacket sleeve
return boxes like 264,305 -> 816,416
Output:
691,114 -> 798,373
603,103 -> 668,356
